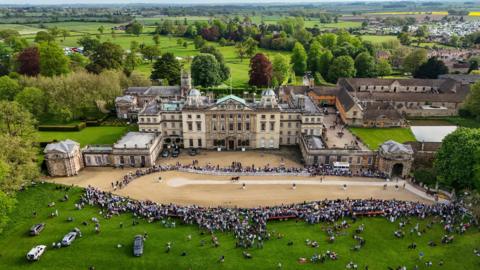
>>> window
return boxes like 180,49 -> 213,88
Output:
212,114 -> 217,119
198,139 -> 202,147
196,122 -> 201,131
187,114 -> 192,119
245,140 -> 250,146
261,122 -> 266,131
368,157 -> 373,165
287,137 -> 290,144
221,123 -> 225,131
246,114 -> 250,119
238,123 -> 242,131
141,156 -> 145,165
246,123 -> 250,131
213,123 -> 217,131
229,114 -> 233,119
86,156 -> 91,164
229,123 -> 234,131
130,156 -> 135,165
189,139 -> 193,147
261,115 -> 266,119
187,122 -> 193,131
270,122 -> 275,131
357,157 -> 361,164
270,115 -> 274,119
120,156 -> 124,164
220,114 -> 225,119
196,115 -> 201,119
288,122 -> 291,128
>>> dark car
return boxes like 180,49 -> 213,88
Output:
161,149 -> 170,158
29,223 -> 45,236
133,235 -> 144,257
172,148 -> 180,157
188,148 -> 198,156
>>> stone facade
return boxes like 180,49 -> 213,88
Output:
112,132 -> 163,167
44,140 -> 84,177
137,89 -> 324,150
377,140 -> 414,178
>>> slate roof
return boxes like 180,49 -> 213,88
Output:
115,95 -> 135,103
338,78 -> 459,93
216,95 -> 247,105
336,88 -> 356,111
363,103 -> 402,121
44,140 -> 79,154
380,140 -> 414,155
125,86 -> 181,97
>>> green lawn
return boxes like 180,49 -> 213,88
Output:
349,127 -> 416,150
360,35 -> 398,44
36,126 -> 135,147
0,183 -> 478,269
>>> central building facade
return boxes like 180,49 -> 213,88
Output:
137,89 -> 324,150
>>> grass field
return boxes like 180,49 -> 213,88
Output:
0,24 -> 43,35
349,127 -> 416,150
360,35 -> 398,44
21,31 -> 290,88
36,126 -> 135,147
0,183 -> 479,270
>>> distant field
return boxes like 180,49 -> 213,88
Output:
25,22 -> 124,34
367,11 -> 448,15
349,128 -> 416,150
360,35 -> 398,44
0,24 -> 43,35
21,30 -> 290,88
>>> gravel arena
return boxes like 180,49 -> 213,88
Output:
47,149 -> 436,207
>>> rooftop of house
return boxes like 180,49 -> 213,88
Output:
44,139 -> 79,154
113,132 -> 157,149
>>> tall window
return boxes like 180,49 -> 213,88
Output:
189,139 -> 193,147
261,122 -> 266,131
198,139 -> 202,147
270,122 -> 275,131
187,122 -> 193,131
130,156 -> 135,165
238,122 -> 242,131
196,122 -> 201,131
229,123 -> 234,131
246,123 -> 250,131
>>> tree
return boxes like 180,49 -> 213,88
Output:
34,31 -> 54,43
39,42 -> 70,77
272,54 -> 290,86
317,33 -> 337,49
468,56 -> 480,73
153,34 -> 160,46
97,25 -> 105,35
0,101 -> 39,191
124,51 -> 140,74
244,37 -> 258,58
193,35 -> 206,49
200,46 -> 230,81
68,52 -> 89,70
318,49 -> 333,79
140,45 -> 161,62
403,48 -> 427,74
150,52 -> 182,85
376,59 -> 392,77
354,52 -> 376,77
77,36 -> 100,56
86,42 -> 124,74
397,32 -> 411,45
413,57 -> 448,79
327,55 -> 355,83
307,40 -> 322,74
248,53 -> 273,87
190,54 -> 221,87
0,44 -> 11,76
60,29 -> 70,42
465,81 -> 480,118
434,128 -> 480,191
0,76 -> 21,101
16,47 -> 40,76
291,42 -> 307,76
235,42 -> 247,62
126,21 -> 143,36
14,87 -> 46,119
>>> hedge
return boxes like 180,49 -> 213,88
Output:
38,122 -> 86,131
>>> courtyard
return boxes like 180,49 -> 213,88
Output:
47,150 -> 436,207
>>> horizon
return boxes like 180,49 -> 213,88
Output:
0,0 -> 465,6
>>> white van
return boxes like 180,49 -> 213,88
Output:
61,232 -> 77,246
26,245 -> 46,261
333,162 -> 350,172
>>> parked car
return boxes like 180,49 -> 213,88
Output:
61,231 -> 77,246
133,235 -> 144,257
172,148 -> 180,157
161,149 -> 170,158
26,245 -> 46,261
188,148 -> 198,156
29,223 -> 45,236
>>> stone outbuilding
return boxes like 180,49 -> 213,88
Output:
377,140 -> 414,178
44,140 -> 84,177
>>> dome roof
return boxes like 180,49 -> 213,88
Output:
262,89 -> 276,96
188,89 -> 201,96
